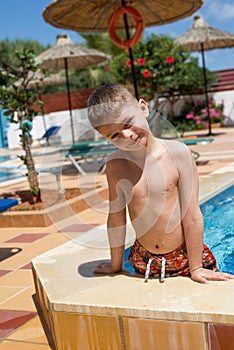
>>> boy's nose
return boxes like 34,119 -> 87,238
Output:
121,129 -> 134,139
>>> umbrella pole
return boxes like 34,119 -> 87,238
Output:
37,85 -> 48,136
122,0 -> 139,100
201,43 -> 213,136
64,57 -> 75,143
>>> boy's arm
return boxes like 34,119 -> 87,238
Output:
178,145 -> 204,274
177,143 -> 234,283
94,159 -> 126,274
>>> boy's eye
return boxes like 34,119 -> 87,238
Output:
111,132 -> 119,140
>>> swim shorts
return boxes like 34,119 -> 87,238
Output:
128,240 -> 218,279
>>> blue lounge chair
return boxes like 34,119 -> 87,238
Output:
39,126 -> 61,145
0,198 -> 20,212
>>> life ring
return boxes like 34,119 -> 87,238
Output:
108,5 -> 144,49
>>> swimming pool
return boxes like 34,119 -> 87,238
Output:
123,184 -> 234,275
0,168 -> 25,183
201,184 -> 234,275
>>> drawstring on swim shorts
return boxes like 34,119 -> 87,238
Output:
160,257 -> 166,283
144,256 -> 166,283
144,258 -> 152,282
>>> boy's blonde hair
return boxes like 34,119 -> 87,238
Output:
87,83 -> 137,129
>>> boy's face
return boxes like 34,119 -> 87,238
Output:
96,100 -> 150,151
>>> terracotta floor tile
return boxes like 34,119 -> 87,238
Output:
0,270 -> 12,278
0,254 -> 35,270
6,233 -> 48,243
0,270 -> 34,288
8,315 -> 48,344
20,262 -> 32,270
62,223 -> 99,233
0,340 -> 51,349
0,286 -> 23,304
16,233 -> 69,256
0,231 -> 25,243
0,309 -> 36,338
0,287 -> 36,312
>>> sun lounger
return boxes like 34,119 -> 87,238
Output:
38,126 -> 61,145
61,137 -> 214,174
182,138 -> 214,146
61,140 -> 116,174
182,137 -> 214,161
0,198 -> 20,212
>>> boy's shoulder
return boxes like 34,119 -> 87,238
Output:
159,138 -> 188,155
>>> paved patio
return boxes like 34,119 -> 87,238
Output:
0,126 -> 233,349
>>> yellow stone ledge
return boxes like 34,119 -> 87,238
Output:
32,237 -> 234,324
31,170 -> 234,349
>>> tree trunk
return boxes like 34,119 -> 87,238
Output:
167,96 -> 174,121
22,132 -> 41,202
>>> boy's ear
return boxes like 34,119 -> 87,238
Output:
139,99 -> 149,118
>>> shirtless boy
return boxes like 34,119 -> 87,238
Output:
88,83 -> 234,283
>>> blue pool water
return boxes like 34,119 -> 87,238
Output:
201,185 -> 234,274
123,185 -> 234,275
0,169 -> 24,183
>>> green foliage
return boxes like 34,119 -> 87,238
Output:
174,97 -> 226,133
80,32 -> 123,57
0,39 -> 48,86
110,34 -> 217,101
0,48 -> 43,123
40,66 -> 117,94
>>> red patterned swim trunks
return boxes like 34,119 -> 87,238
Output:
128,240 -> 218,278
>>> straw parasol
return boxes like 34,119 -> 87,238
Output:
175,15 -> 234,135
35,33 -> 110,142
43,0 -> 203,32
42,0 -> 203,99
13,70 -> 65,89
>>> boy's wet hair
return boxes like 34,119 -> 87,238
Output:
87,83 -> 137,129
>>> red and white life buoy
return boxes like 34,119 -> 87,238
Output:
108,5 -> 144,49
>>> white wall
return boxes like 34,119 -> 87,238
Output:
7,89 -> 234,149
7,108 -> 96,149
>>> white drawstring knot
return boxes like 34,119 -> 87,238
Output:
160,257 -> 166,283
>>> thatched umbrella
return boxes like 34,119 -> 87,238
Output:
42,0 -> 203,99
15,70 -> 65,89
35,33 -> 110,142
175,15 -> 234,135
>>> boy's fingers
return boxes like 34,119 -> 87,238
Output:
222,272 -> 234,279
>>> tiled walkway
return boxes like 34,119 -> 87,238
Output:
0,127 -> 233,349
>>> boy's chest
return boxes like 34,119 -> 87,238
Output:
119,154 -> 179,200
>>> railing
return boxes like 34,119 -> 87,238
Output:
38,69 -> 234,115
210,68 -> 234,92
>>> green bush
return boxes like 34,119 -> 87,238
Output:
174,97 -> 226,134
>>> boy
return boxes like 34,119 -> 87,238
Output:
87,83 -> 233,283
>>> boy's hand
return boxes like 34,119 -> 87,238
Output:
93,261 -> 121,274
191,268 -> 234,283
